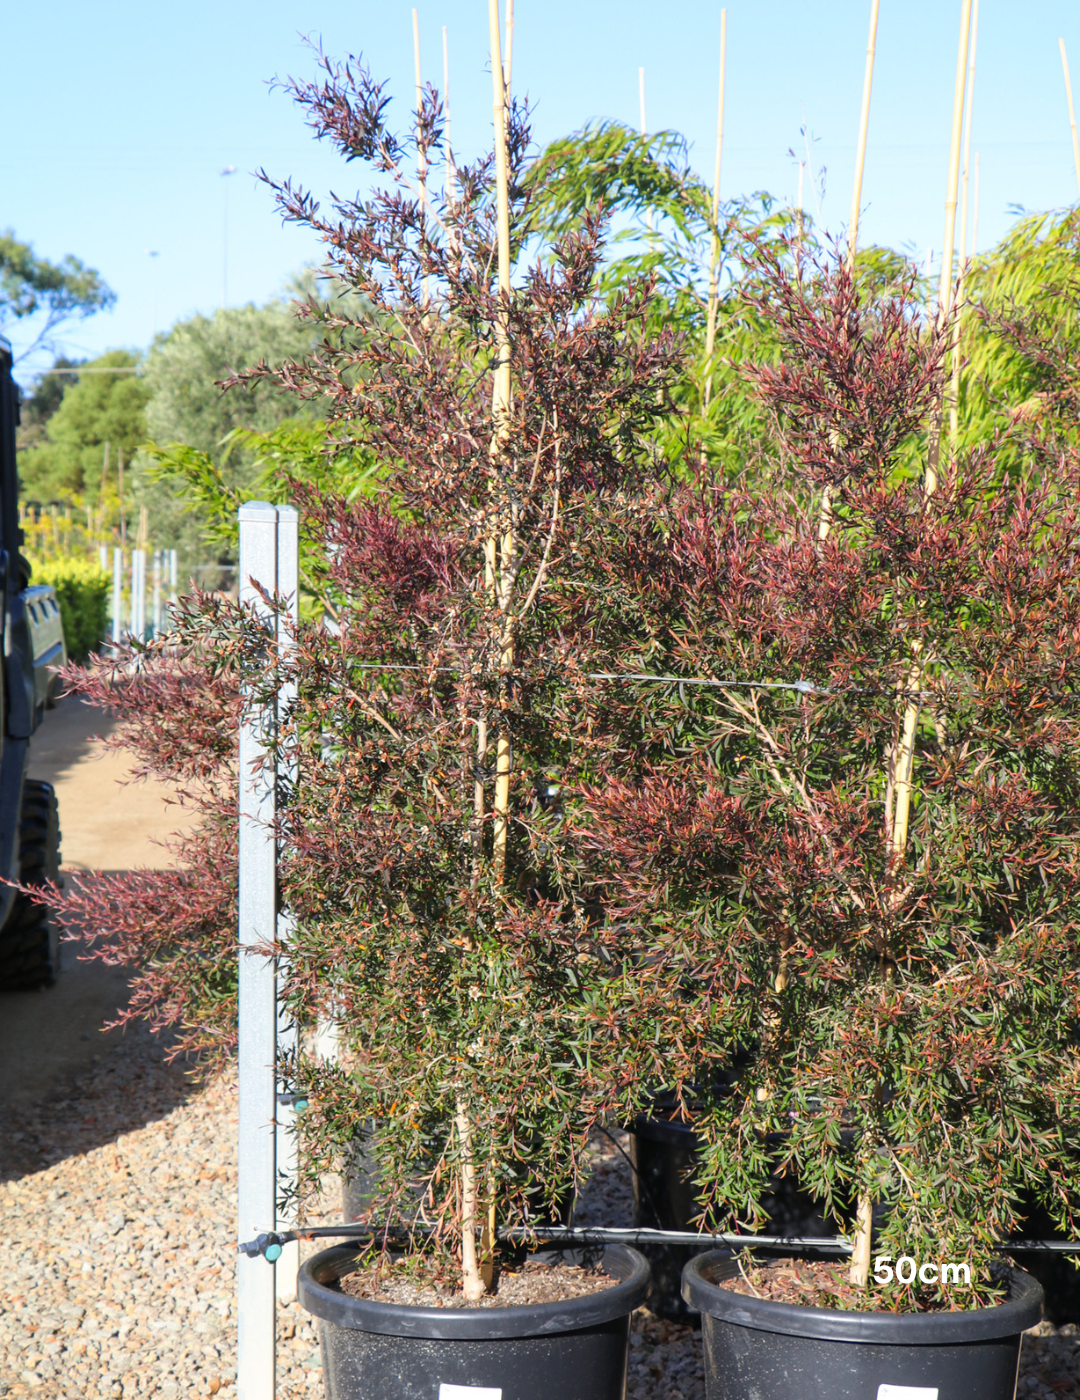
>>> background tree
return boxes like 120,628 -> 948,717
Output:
19,350 -> 147,503
0,231 -> 115,363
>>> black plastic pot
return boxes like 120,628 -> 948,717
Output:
629,1112 -> 828,1322
298,1242 -> 651,1400
682,1249 -> 1044,1400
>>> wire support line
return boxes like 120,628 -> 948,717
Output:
238,1222 -> 1080,1259
339,663 -> 1007,706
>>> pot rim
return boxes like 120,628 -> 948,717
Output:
681,1249 -> 1043,1344
299,1242 -> 651,1340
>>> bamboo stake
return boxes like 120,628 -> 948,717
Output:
864,1 -> 974,1294
443,27 -> 455,206
703,10 -> 728,410
118,447 -> 126,547
455,1100 -> 485,1300
1060,39 -> 1080,197
846,0 -> 880,269
925,0 -> 974,496
820,0 -> 879,546
412,9 -> 431,309
972,151 -> 980,254
488,0 -> 514,883
639,68 -> 655,244
99,441 -> 110,512
949,0 -> 979,450
504,0 -> 514,102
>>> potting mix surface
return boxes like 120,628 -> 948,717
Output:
339,1255 -> 617,1309
722,1255 -> 1004,1313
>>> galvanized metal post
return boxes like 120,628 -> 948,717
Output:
274,506 -> 300,1303
111,548 -> 123,644
130,549 -> 146,642
152,550 -> 162,637
237,503 -> 280,1400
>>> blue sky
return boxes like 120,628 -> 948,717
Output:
4,0 -> 1079,382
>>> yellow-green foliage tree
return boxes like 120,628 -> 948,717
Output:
19,350 -> 147,504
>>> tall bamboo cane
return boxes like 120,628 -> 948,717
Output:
488,0 -> 514,880
860,0 -> 974,1297
846,0 -> 880,269
443,27 -> 456,207
639,68 -> 655,244
703,10 -> 728,410
1060,39 -> 1080,197
948,0 -> 979,451
819,0 -> 880,547
973,152 -> 980,252
925,0 -> 974,496
412,10 -> 430,309
454,0 -> 517,1306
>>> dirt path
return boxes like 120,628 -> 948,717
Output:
0,695 -> 187,1135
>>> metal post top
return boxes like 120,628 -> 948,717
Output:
238,501 -> 280,522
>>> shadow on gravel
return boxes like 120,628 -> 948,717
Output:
0,993 -> 201,1184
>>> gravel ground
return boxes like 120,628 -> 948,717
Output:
1,1026 -> 1077,1399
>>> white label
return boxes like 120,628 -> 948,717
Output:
438,1388 -> 502,1400
876,1388 -> 938,1400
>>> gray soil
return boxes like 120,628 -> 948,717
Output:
340,1255 -> 617,1309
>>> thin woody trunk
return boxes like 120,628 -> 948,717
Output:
455,1100 -> 485,1301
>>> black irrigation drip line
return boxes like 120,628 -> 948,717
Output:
238,1222 -> 1080,1261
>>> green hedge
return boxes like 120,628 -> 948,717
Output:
27,556 -> 110,661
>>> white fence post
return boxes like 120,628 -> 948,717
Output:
111,548 -> 123,645
169,548 -> 178,606
130,549 -> 147,642
274,507 -> 299,1303
237,503 -> 281,1400
152,550 -> 163,636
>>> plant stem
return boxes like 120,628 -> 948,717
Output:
849,1190 -> 873,1288
703,9 -> 727,409
455,1100 -> 485,1300
889,650 -> 924,868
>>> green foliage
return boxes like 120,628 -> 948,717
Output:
15,357 -> 85,452
27,555 -> 109,660
145,420 -> 380,614
0,231 -> 115,362
19,351 -> 148,502
529,121 -> 799,477
961,207 -> 1080,466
